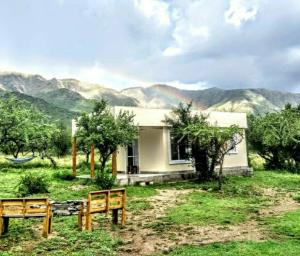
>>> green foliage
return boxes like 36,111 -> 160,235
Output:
52,122 -> 71,158
248,104 -> 300,171
165,102 -> 244,188
76,100 -> 138,173
53,169 -> 76,181
0,96 -> 59,167
165,102 -> 211,181
95,168 -> 116,189
17,172 -> 49,196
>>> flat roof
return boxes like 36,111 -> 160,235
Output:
113,106 -> 248,129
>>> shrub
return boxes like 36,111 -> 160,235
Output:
53,170 -> 76,181
95,168 -> 116,189
17,173 -> 49,196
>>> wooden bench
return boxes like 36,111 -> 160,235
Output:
78,189 -> 126,231
0,198 -> 52,238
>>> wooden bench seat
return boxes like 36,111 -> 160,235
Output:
0,198 -> 52,238
78,189 -> 126,231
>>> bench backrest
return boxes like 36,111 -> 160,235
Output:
88,189 -> 126,214
0,198 -> 50,217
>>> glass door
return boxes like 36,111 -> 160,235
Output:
127,139 -> 139,174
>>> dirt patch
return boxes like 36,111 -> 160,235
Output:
115,187 -> 300,255
259,192 -> 299,216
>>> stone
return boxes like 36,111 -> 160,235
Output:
55,210 -> 71,216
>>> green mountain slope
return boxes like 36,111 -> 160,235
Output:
36,88 -> 95,113
0,91 -> 77,126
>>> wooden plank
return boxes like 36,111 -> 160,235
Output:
89,190 -> 109,196
25,199 -> 48,204
1,201 -> 24,206
90,199 -> 106,205
25,208 -> 48,214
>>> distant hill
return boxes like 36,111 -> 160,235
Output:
0,72 -> 138,109
36,88 -> 95,113
0,91 -> 76,126
123,84 -> 300,114
1,71 -> 300,119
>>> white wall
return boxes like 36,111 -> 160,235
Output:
116,127 -> 249,173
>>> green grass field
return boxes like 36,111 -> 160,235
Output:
1,155 -> 300,255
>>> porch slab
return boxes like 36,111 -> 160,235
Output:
77,171 -> 197,185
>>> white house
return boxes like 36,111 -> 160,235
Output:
111,106 -> 251,176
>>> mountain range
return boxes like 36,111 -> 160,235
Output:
1,71 -> 300,126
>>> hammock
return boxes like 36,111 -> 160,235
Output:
5,156 -> 35,164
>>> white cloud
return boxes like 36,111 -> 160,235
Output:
162,47 -> 182,57
287,47 -> 300,63
162,1 -> 213,57
133,0 -> 171,27
225,0 -> 258,27
165,80 -> 208,90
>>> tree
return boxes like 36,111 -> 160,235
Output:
76,100 -> 138,174
165,102 -> 244,186
165,102 -> 211,181
0,96 -> 58,167
185,124 -> 243,189
52,122 -> 71,158
248,105 -> 300,170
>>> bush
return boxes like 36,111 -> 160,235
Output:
17,173 -> 49,196
95,168 -> 116,189
53,170 -> 76,181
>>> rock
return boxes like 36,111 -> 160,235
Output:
55,210 -> 71,216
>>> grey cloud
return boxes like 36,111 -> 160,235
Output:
0,0 -> 300,91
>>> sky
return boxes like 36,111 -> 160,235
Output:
1,0 -> 300,92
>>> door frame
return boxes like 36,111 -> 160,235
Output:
126,139 -> 140,174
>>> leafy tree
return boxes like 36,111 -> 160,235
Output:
165,102 -> 244,187
185,124 -> 243,189
0,97 -> 58,166
248,104 -> 300,170
165,103 -> 211,181
76,100 -> 138,174
52,122 -> 71,158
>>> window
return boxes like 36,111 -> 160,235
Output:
169,132 -> 190,163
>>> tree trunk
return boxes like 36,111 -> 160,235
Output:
45,153 -> 57,168
193,145 -> 210,181
218,157 -> 224,190
85,152 -> 90,164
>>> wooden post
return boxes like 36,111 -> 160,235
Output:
90,144 -> 95,178
112,151 -> 117,176
72,137 -> 77,177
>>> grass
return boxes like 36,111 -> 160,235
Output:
164,191 -> 262,225
164,240 -> 300,256
2,154 -> 300,255
0,216 -> 120,256
264,209 -> 300,238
